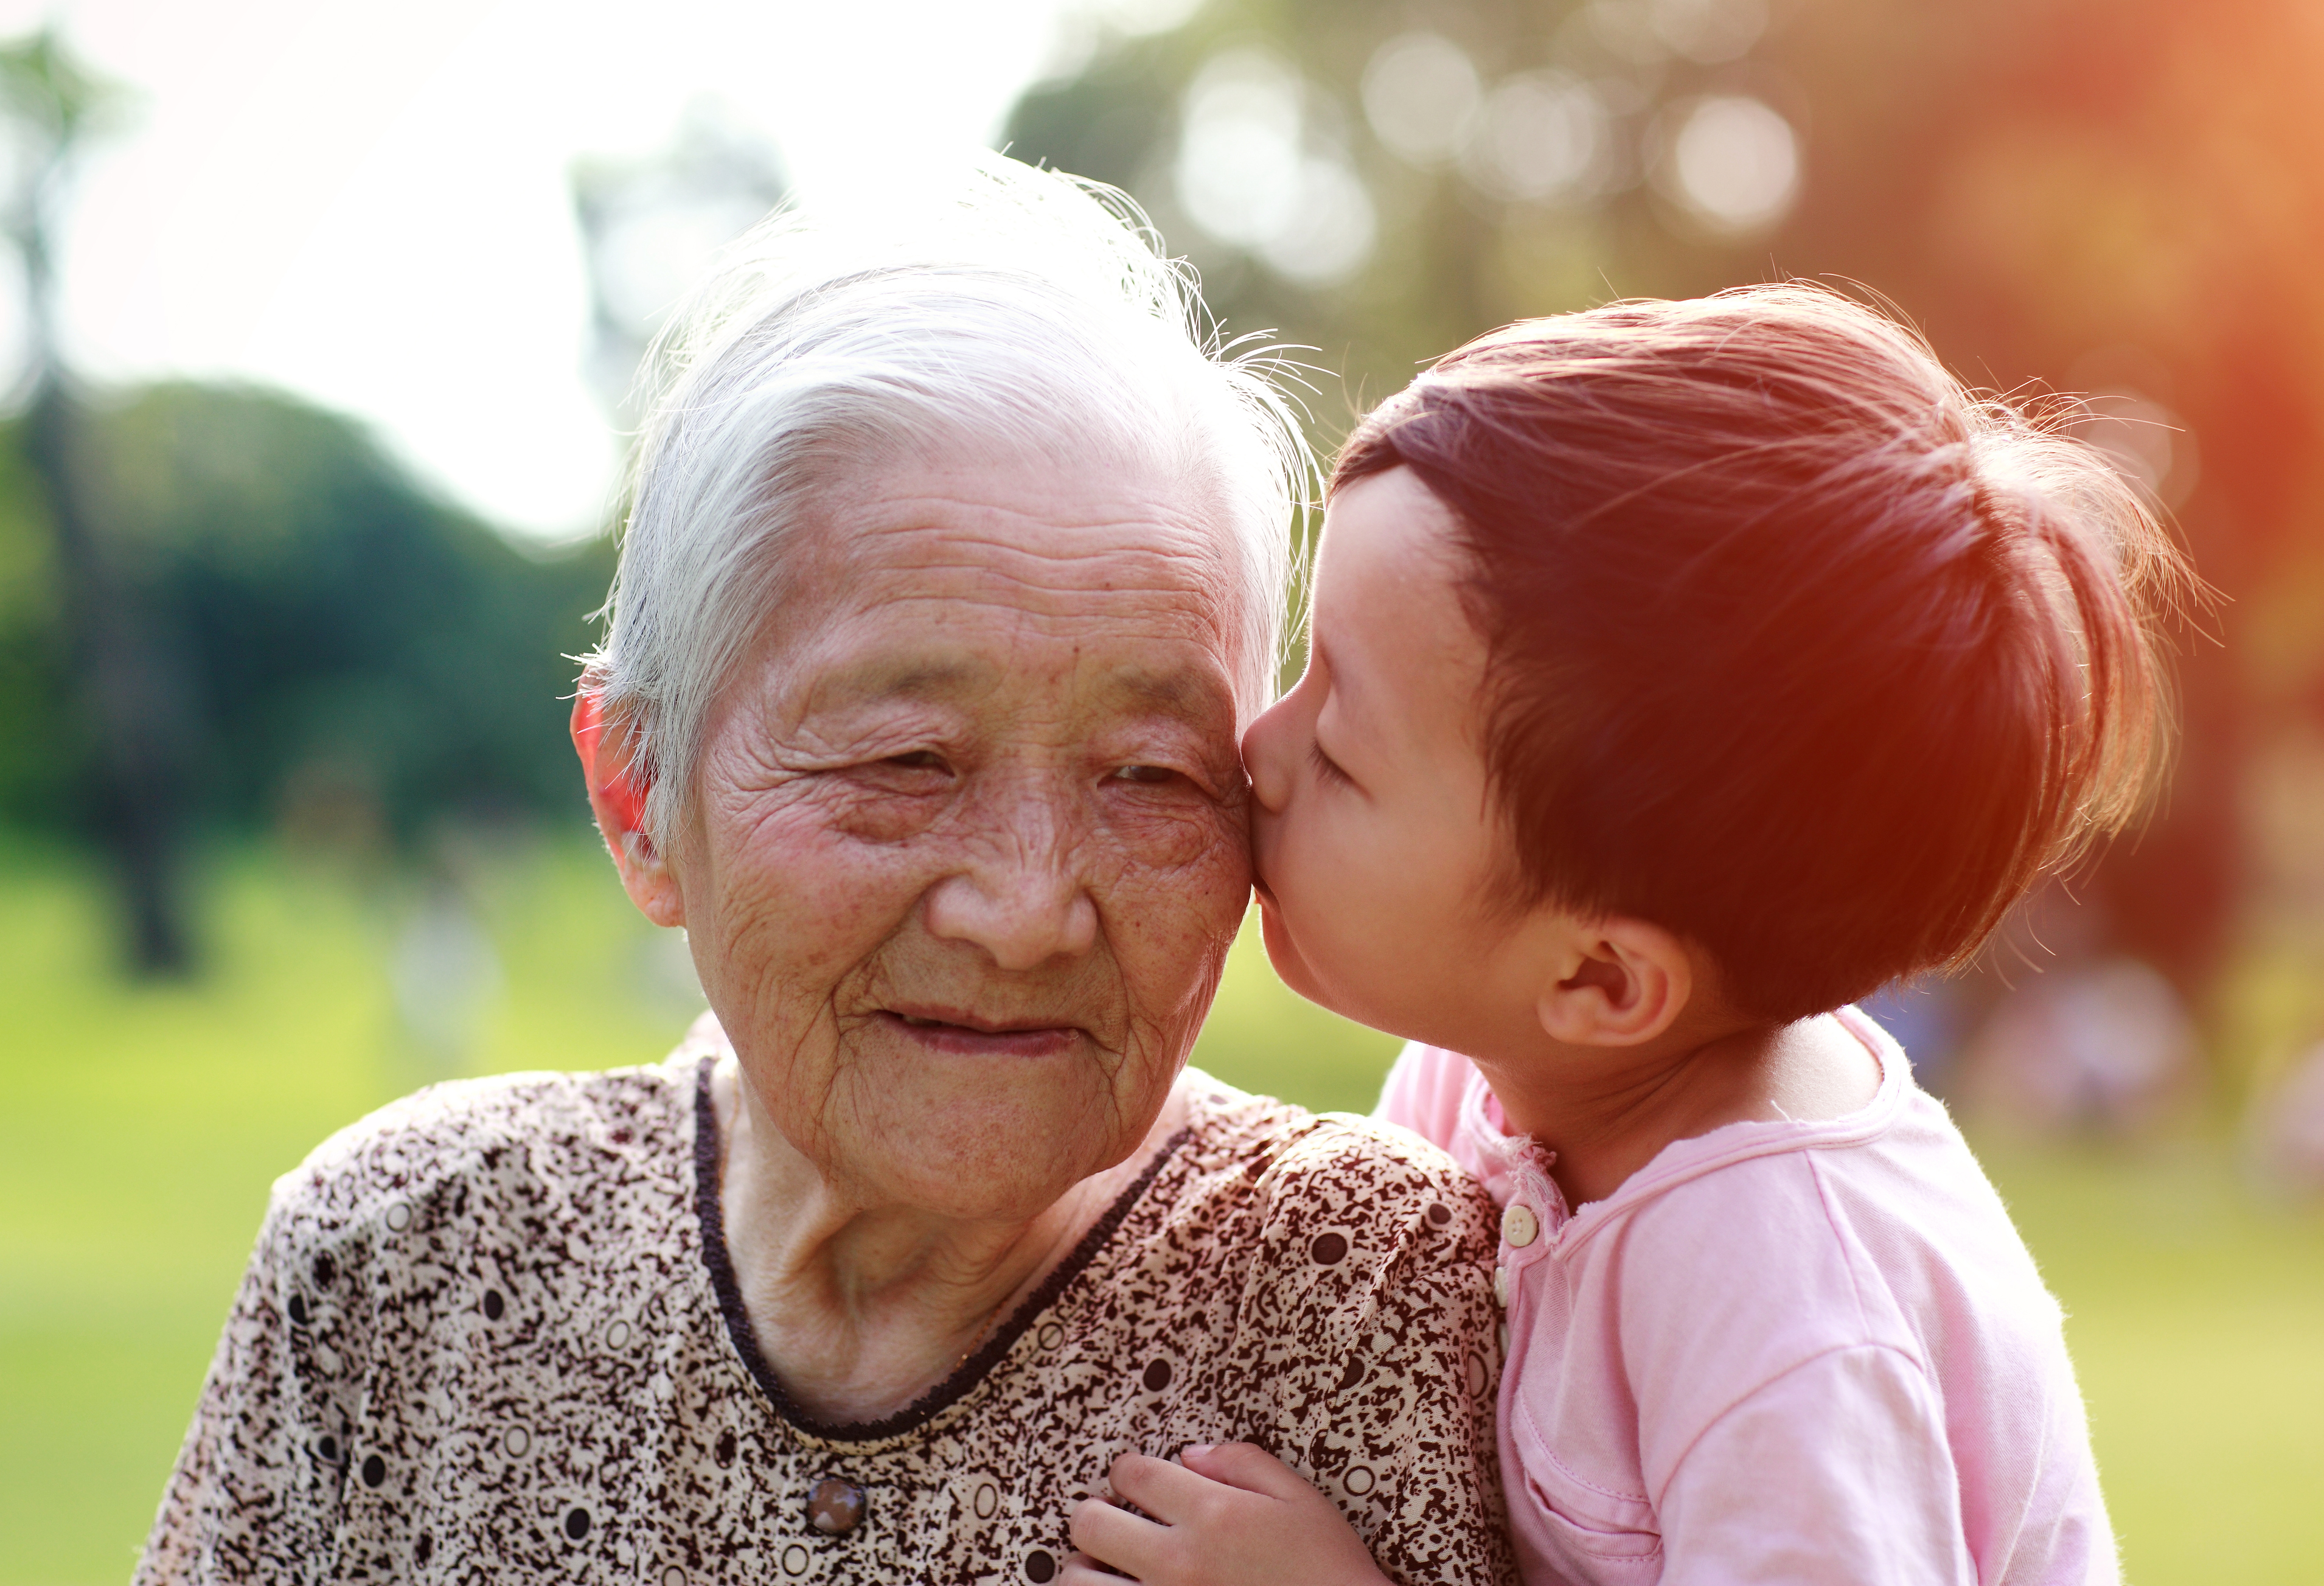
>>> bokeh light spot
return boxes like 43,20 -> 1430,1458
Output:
1649,0 -> 1769,64
1176,49 -> 1306,248
1462,71 -> 1610,204
1658,94 -> 1799,234
1362,32 -> 1482,169
1177,49 -> 1376,285
1085,0 -> 1205,37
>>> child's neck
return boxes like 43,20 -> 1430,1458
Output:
1472,1016 -> 1879,1208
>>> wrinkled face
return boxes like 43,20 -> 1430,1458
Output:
672,434 -> 1253,1221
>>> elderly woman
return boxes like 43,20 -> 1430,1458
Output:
139,159 -> 1511,1585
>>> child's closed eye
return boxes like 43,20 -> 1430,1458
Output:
1309,742 -> 1354,787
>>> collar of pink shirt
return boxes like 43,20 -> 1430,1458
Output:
1452,1008 -> 1913,1270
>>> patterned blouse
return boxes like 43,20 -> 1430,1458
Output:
138,1051 -> 1518,1585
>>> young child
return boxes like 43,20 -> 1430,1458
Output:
1060,285 -> 2179,1585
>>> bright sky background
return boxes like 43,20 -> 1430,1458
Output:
5,0 -> 1127,541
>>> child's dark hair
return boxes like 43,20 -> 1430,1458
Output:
1332,283 -> 2184,1024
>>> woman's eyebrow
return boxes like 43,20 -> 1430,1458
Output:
806,657 -> 990,711
1103,665 -> 1233,726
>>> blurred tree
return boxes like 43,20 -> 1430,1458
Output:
1007,0 -> 2295,1014
0,382 -> 616,875
0,29 -> 620,972
80,384 -> 614,840
0,30 -> 190,969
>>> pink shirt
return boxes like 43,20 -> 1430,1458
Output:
1377,1009 -> 2118,1586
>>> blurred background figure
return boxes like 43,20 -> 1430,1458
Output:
384,824 -> 513,1074
2249,1039 -> 2324,1198
6,0 -> 2324,1582
1960,957 -> 2202,1138
388,874 -> 501,1073
1950,883 -> 2203,1136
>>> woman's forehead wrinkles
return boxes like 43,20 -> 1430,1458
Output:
847,535 -> 1230,606
793,530 -> 1234,660
840,473 -> 1234,568
863,576 -> 1223,628
791,644 -> 1231,731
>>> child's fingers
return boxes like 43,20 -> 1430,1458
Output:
1052,1554 -> 1130,1585
1067,1493 -> 1173,1579
1103,1449 -> 1222,1525
1177,1441 -> 1324,1503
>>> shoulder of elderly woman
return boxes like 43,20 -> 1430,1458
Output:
276,1066 -> 664,1236
1181,1076 -> 1500,1261
133,1062 -> 689,1585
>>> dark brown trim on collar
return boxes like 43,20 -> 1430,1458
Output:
691,1056 -> 1192,1443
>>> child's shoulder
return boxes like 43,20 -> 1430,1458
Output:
1598,1085 -> 2064,1383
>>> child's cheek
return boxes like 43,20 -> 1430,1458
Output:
1289,805 -> 1361,944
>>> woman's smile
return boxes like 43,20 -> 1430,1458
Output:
876,1006 -> 1086,1058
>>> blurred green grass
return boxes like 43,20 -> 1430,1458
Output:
2,829 -> 2319,1584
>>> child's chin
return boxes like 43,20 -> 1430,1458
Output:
1254,893 -> 1326,1006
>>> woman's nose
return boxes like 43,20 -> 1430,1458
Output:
923,816 -> 1101,972
1242,697 -> 1296,815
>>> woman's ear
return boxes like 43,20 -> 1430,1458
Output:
1535,917 -> 1692,1048
570,689 -> 686,928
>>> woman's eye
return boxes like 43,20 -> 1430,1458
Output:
1309,742 -> 1353,787
1110,764 -> 1180,787
882,750 -> 950,774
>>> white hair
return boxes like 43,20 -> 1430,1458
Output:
583,153 -> 1310,850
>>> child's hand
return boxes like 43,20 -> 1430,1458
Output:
1060,1442 -> 1394,1586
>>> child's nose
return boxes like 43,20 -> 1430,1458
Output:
1242,700 -> 1296,814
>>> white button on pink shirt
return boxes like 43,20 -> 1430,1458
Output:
1377,1008 -> 2119,1586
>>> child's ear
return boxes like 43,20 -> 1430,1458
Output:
570,689 -> 687,929
1535,917 -> 1692,1047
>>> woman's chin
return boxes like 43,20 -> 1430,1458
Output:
823,1062 -> 1155,1219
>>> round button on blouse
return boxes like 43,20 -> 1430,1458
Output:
807,1477 -> 867,1536
1501,1202 -> 1540,1249
1492,1265 -> 1509,1309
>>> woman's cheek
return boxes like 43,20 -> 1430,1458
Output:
712,773 -> 947,881
1109,793 -> 1248,918
695,793 -> 942,992
791,775 -> 953,846
1099,812 -> 1247,1042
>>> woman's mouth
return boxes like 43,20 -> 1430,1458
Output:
877,1009 -> 1082,1058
